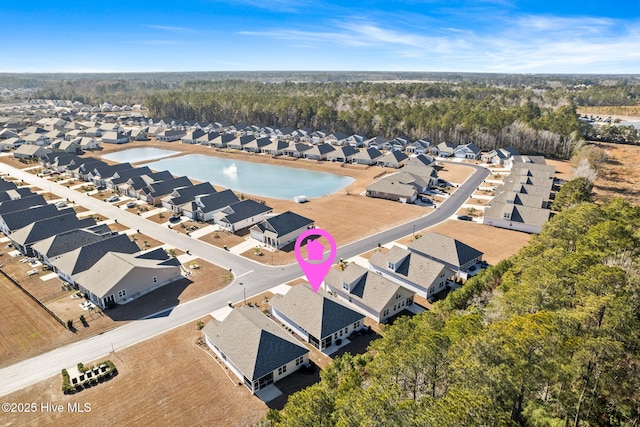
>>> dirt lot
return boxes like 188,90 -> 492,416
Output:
398,219 -> 532,266
0,321 -> 269,427
0,272 -> 70,369
592,142 -> 640,205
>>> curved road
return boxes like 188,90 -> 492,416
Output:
0,160 -> 488,396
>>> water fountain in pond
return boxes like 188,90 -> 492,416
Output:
223,163 -> 238,177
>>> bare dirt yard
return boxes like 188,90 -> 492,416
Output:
0,321 -> 269,427
398,219 -> 532,266
592,142 -> 640,205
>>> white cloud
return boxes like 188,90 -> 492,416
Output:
238,13 -> 640,73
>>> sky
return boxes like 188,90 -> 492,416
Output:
2,0 -> 639,74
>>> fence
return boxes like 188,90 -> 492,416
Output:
0,267 -> 66,327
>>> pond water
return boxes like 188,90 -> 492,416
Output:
102,147 -> 179,163
142,154 -> 354,199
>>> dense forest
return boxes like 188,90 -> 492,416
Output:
259,188 -> 640,426
3,72 -> 639,157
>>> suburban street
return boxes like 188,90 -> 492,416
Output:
0,160 -> 488,397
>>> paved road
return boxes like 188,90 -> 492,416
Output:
0,160 -> 488,396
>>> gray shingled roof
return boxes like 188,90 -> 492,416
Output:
324,263 -> 405,312
10,215 -> 96,248
31,227 -> 113,259
271,285 -> 364,339
195,189 -> 240,213
369,246 -> 454,289
202,306 -> 308,381
257,211 -> 313,236
72,251 -> 180,298
408,232 -> 483,269
1,205 -> 73,233
219,200 -> 272,224
51,234 -> 140,276
0,194 -> 45,215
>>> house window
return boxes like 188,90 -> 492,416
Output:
503,212 -> 511,220
295,356 -> 304,366
355,321 -> 360,328
118,289 -> 126,298
395,293 -> 401,300
278,365 -> 287,375
153,276 -> 158,283
339,330 -> 343,337
387,261 -> 394,270
383,309 -> 389,317
342,282 -> 349,291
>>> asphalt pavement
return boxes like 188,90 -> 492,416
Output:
0,159 -> 488,396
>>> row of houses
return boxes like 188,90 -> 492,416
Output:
201,231 -> 484,395
39,153 -> 315,250
482,155 -> 558,234
0,179 -> 182,309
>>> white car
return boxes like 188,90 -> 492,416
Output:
106,196 -> 119,203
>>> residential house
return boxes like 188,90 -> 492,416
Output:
22,133 -> 50,146
377,150 -> 408,168
67,158 -> 107,180
283,143 -> 312,158
481,147 -> 519,165
325,132 -> 349,146
327,145 -> 359,163
103,166 -> 153,190
0,194 -> 46,217
0,137 -> 24,151
202,306 -> 309,394
9,214 -> 96,255
407,232 -> 483,279
324,262 -> 415,323
181,130 -> 206,144
50,233 -> 140,285
369,246 -> 454,299
249,211 -> 314,249
31,225 -> 114,266
117,171 -> 174,198
139,176 -> 193,206
351,147 -> 383,165
0,129 -> 19,140
213,199 -> 273,233
346,134 -> 366,147
405,153 -> 435,168
191,190 -> 240,221
362,136 -> 389,150
406,139 -> 432,155
101,131 -> 130,144
128,127 -> 149,141
244,137 -> 272,153
454,142 -> 482,160
13,144 -> 51,159
304,143 -> 335,160
73,137 -> 101,151
261,140 -> 289,156
51,139 -> 80,153
73,248 -> 182,308
227,135 -> 256,151
270,284 -> 365,352
275,127 -> 295,140
195,131 -> 220,145
160,182 -> 216,214
0,205 -> 74,235
366,168 -> 433,204
156,129 -> 185,142
430,141 -> 457,157
87,163 -> 134,187
483,202 -> 551,234
209,133 -> 235,148
0,187 -> 33,202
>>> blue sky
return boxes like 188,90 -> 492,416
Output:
2,0 -> 639,73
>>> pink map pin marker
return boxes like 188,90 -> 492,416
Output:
294,228 -> 337,293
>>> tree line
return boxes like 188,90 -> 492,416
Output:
260,191 -> 640,426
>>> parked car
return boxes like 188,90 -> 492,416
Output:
55,201 -> 67,208
457,215 -> 472,221
126,201 -> 136,208
106,196 -> 119,203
